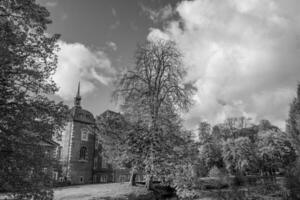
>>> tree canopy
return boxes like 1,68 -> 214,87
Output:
113,39 -> 196,189
0,0 -> 68,199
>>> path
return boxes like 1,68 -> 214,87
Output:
54,182 -> 150,200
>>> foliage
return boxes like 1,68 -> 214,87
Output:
113,39 -> 196,189
222,137 -> 257,175
197,121 -> 211,144
257,129 -> 296,175
286,83 -> 300,199
208,166 -> 225,178
0,0 -> 68,199
287,83 -> 300,154
199,140 -> 223,172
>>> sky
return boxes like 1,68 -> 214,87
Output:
38,0 -> 300,130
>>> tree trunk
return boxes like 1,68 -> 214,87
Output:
145,175 -> 153,190
129,168 -> 137,186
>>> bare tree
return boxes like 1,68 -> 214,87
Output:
114,39 -> 196,189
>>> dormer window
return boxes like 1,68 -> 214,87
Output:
81,128 -> 89,141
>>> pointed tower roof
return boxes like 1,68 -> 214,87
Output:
74,82 -> 81,107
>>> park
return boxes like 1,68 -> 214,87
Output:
1,0 -> 300,200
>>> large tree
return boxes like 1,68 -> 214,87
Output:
286,83 -> 300,198
113,40 -> 196,189
287,83 -> 300,155
257,129 -> 296,177
0,0 -> 68,199
222,137 -> 257,175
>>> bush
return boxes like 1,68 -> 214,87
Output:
208,166 -> 223,177
231,175 -> 246,187
285,162 -> 300,200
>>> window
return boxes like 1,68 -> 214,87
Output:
79,146 -> 87,160
80,176 -> 84,183
101,155 -> 107,168
119,175 -> 126,182
100,175 -> 107,183
81,128 -> 89,141
93,157 -> 97,169
53,172 -> 58,180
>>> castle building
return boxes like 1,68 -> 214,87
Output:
58,83 -> 113,184
57,83 -> 144,185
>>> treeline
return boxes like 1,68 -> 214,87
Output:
196,117 -> 296,178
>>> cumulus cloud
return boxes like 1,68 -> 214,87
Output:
141,4 -> 174,23
147,28 -> 170,42
53,41 -> 115,101
148,0 -> 300,129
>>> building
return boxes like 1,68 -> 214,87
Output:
57,83 -> 133,185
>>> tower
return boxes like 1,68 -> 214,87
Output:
74,82 -> 81,107
59,82 -> 97,184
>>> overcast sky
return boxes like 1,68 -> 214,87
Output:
39,0 -> 300,130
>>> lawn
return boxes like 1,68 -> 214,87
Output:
54,182 -> 152,200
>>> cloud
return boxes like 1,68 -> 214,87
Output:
53,41 -> 115,101
109,8 -> 120,30
112,8 -> 117,18
147,28 -> 170,42
106,41 -> 118,51
45,1 -> 57,7
109,20 -> 120,30
141,4 -> 174,23
61,13 -> 68,21
148,0 -> 300,129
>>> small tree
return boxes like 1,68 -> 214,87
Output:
96,111 -> 147,186
222,137 -> 257,175
0,1 -> 68,199
198,121 -> 211,144
257,129 -> 296,177
113,40 -> 196,189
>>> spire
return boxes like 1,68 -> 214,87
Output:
74,82 -> 81,107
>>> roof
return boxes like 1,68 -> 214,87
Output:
38,139 -> 59,147
70,106 -> 95,124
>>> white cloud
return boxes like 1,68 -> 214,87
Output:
141,4 -> 174,23
45,1 -> 57,7
53,41 -> 115,101
106,41 -> 118,51
148,0 -> 300,129
147,28 -> 170,42
112,8 -> 117,18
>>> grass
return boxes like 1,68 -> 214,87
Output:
54,182 -> 152,200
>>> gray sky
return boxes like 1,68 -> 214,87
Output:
40,0 -> 300,130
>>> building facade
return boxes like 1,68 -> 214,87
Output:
57,83 -> 132,185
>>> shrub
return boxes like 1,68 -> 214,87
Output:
208,166 -> 223,177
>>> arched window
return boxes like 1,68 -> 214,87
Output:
79,146 -> 87,160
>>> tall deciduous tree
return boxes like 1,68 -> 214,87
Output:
198,121 -> 211,145
286,83 -> 300,197
114,40 -> 196,189
0,0 -> 68,199
257,129 -> 296,177
287,83 -> 300,155
222,137 -> 257,175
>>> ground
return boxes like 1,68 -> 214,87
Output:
54,183 -> 152,200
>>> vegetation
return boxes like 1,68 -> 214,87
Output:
111,40 -> 197,190
0,0 -> 68,199
1,1 -> 300,199
286,83 -> 300,199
